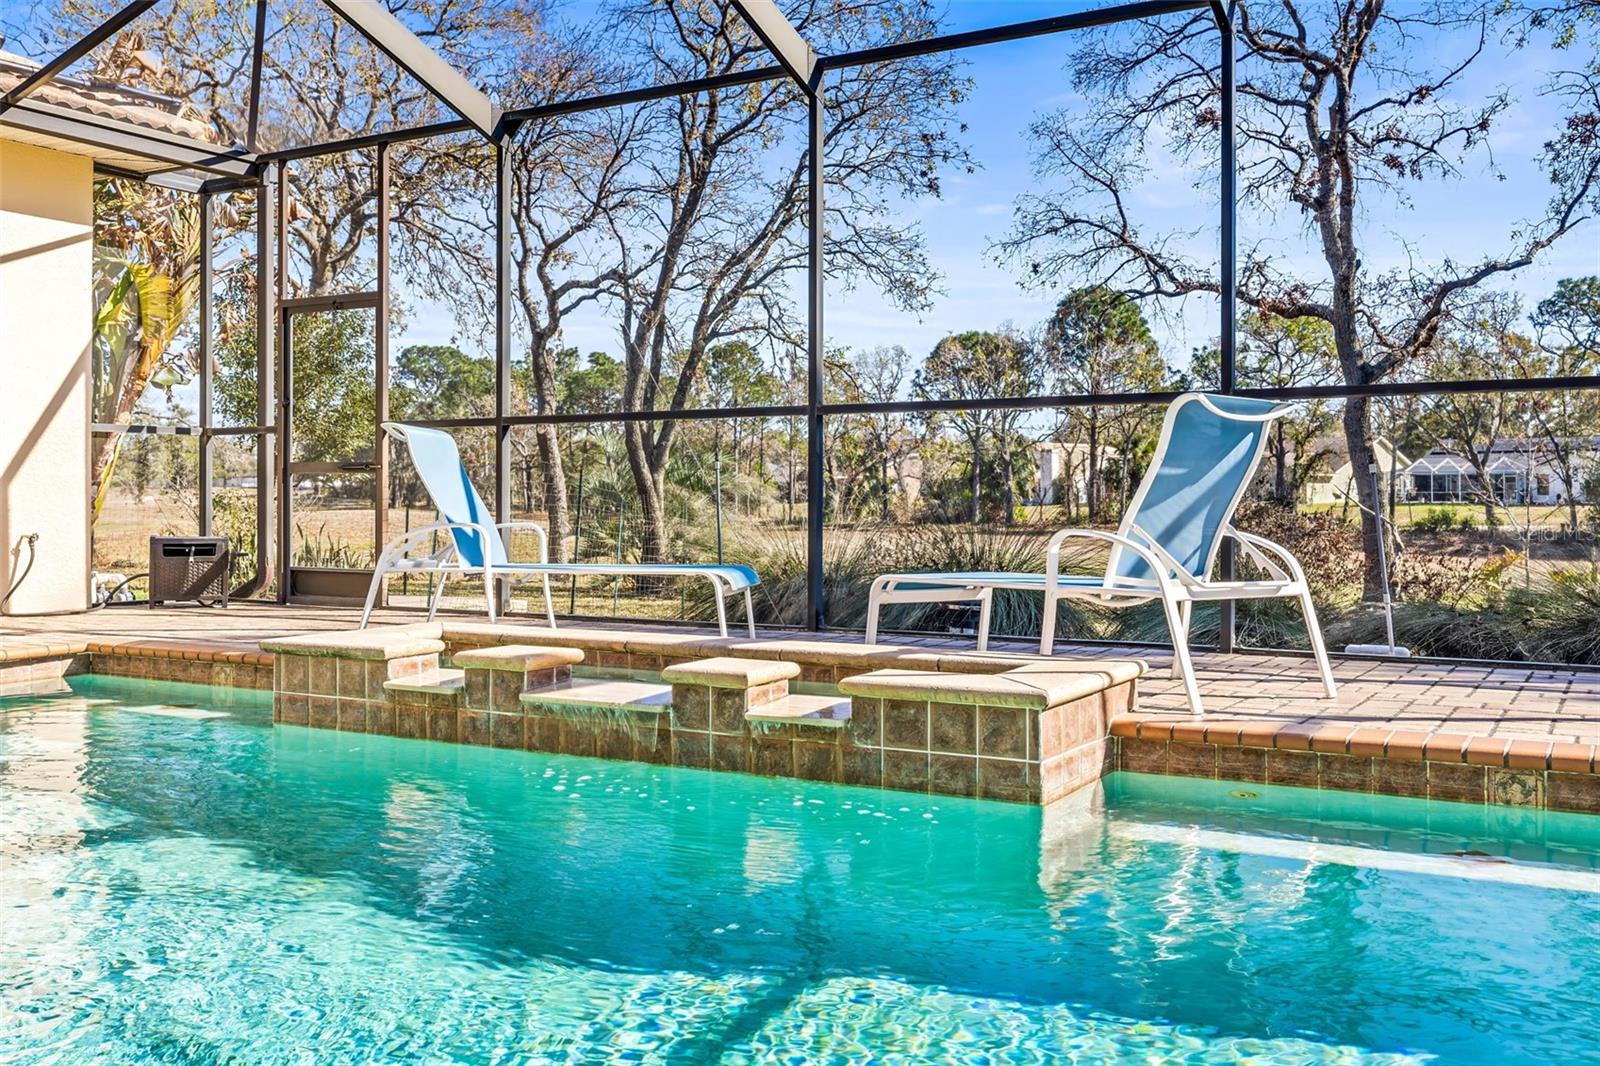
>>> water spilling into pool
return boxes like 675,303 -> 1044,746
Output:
3,676 -> 1598,1063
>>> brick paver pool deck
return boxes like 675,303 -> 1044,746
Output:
6,602 -> 1600,744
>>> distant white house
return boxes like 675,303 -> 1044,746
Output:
1030,441 -> 1117,506
1403,439 -> 1597,505
1301,436 -> 1410,506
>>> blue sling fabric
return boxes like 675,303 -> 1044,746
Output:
393,425 -> 507,568
1108,394 -> 1281,585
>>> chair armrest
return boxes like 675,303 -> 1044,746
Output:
375,520 -> 497,568
1044,528 -> 1180,591
1227,527 -> 1301,584
492,521 -> 550,564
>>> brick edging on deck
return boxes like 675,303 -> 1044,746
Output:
0,634 -> 272,692
1111,715 -> 1600,814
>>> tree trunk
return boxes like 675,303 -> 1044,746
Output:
1001,444 -> 1015,525
969,436 -> 982,524
1273,423 -> 1289,503
624,422 -> 670,565
1086,415 -> 1100,522
89,360 -> 159,520
1342,397 -> 1387,599
533,425 -> 570,562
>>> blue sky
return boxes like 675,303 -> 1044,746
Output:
392,1 -> 1597,403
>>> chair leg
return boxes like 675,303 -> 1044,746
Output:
713,577 -> 728,637
427,574 -> 447,621
1297,589 -> 1338,697
1039,590 -> 1058,655
977,588 -> 993,652
1161,596 -> 1203,715
1170,601 -> 1191,680
359,565 -> 385,629
865,579 -> 886,645
743,588 -> 755,638
483,571 -> 498,624
541,575 -> 557,629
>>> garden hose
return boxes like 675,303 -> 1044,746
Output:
0,533 -> 146,617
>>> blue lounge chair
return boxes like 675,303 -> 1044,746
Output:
864,393 -> 1337,714
360,423 -> 760,636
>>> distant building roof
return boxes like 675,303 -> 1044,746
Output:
1407,438 -> 1600,476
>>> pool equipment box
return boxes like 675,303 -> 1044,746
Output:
148,537 -> 230,607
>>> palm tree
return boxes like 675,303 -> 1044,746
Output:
90,178 -> 202,521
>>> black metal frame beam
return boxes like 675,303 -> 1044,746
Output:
815,0 -> 1207,70
730,0 -> 817,88
375,143 -> 392,567
1214,0 -> 1239,651
0,0 -> 157,113
245,0 -> 269,152
805,84 -> 826,628
501,66 -> 785,128
322,0 -> 500,139
198,191 -> 215,535
94,162 -> 208,193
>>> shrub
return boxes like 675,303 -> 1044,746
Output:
1390,550 -> 1514,610
1324,601 -> 1526,661
1409,506 -> 1475,533
701,521 -> 1113,639
1232,500 -> 1362,607
1519,574 -> 1600,664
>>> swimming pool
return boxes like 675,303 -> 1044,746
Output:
3,676 -> 1597,1063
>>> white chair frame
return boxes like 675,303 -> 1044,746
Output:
865,394 -> 1339,715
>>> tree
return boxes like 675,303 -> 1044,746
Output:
603,0 -> 972,562
504,92 -> 646,561
997,0 -> 1600,597
833,346 -> 914,521
1043,287 -> 1166,520
89,178 -> 202,519
390,344 -> 496,421
1523,276 -> 1600,530
914,330 -> 1044,523
1191,312 -> 1341,503
1418,303 -> 1531,527
557,349 -> 625,414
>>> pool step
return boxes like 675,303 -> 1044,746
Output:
384,667 -> 466,696
520,677 -> 672,713
745,693 -> 851,728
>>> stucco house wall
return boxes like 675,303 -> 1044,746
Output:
0,138 -> 93,612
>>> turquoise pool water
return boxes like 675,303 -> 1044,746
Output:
4,676 -> 1600,1064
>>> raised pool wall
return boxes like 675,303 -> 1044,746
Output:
259,622 -> 1138,807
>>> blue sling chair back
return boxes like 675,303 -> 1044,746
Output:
360,424 -> 760,636
865,393 -> 1338,714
